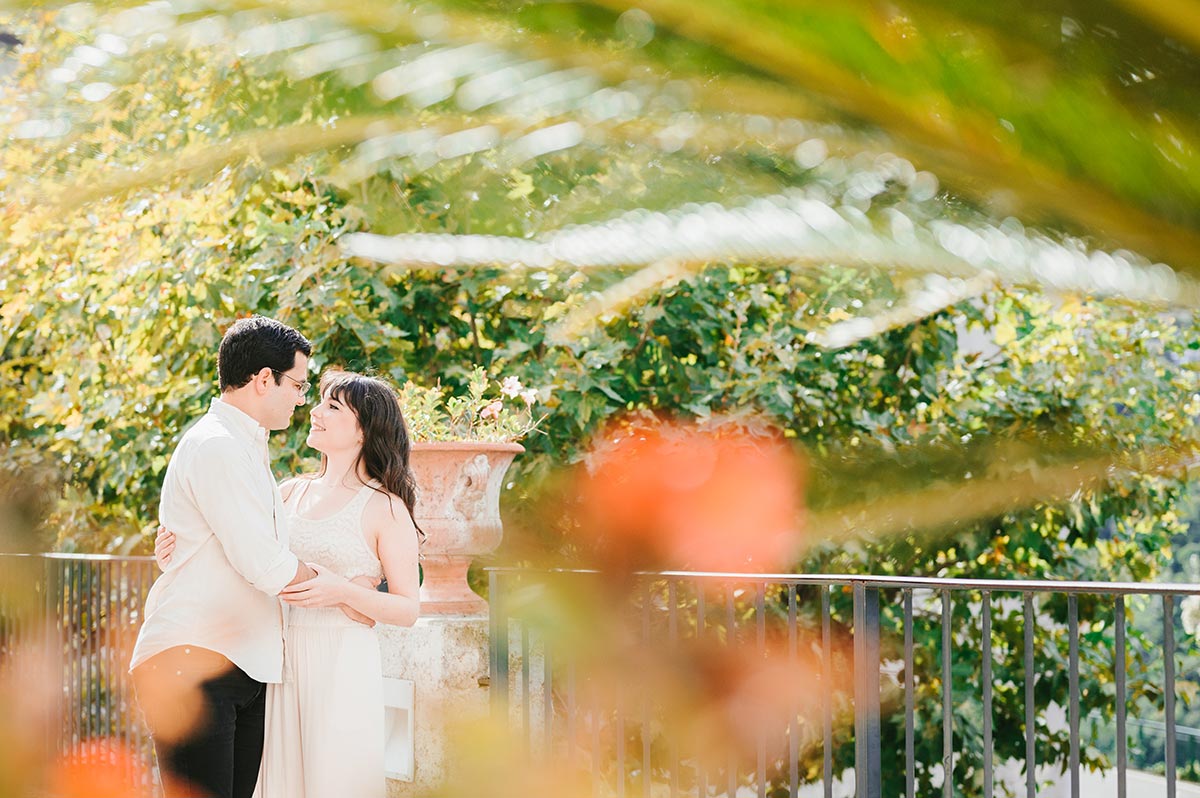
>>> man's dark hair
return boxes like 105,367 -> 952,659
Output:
217,316 -> 312,392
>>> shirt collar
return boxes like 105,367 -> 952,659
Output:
210,398 -> 270,446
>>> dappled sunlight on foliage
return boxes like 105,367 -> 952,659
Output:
3,3 -> 1200,559
7,0 -> 1200,268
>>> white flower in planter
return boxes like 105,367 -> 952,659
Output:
500,376 -> 523,398
1181,594 -> 1200,637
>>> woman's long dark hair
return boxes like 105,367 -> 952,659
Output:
314,370 -> 424,543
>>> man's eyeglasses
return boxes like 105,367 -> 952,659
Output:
272,370 -> 311,396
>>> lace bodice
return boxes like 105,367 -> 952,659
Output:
285,483 -> 384,582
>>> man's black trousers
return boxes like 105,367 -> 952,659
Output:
136,651 -> 266,798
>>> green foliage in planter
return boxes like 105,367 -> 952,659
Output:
397,368 -> 543,443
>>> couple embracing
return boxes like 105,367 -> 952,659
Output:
129,316 -> 422,798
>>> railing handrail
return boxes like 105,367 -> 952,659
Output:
0,552 -> 155,563
485,566 -> 1200,596
7,557 -> 1194,593
1087,708 -> 1200,739
1130,717 -> 1200,738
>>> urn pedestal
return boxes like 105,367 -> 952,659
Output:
381,441 -> 522,797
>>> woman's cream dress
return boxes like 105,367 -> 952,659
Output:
253,484 -> 386,798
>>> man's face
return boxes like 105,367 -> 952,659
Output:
265,352 -> 310,431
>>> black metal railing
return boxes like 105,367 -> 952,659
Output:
5,556 -> 1196,796
487,569 -> 1200,798
0,553 -> 158,790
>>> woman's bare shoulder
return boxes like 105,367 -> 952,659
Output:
365,488 -> 417,533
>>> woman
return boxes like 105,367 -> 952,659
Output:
156,370 -> 421,798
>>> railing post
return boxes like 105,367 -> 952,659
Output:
1068,594 -> 1080,798
853,582 -> 881,798
904,589 -> 914,798
1115,594 -> 1127,798
1165,594 -> 1177,798
981,591 -> 993,798
942,590 -> 953,798
488,569 -> 508,718
1023,593 -> 1036,798
822,585 -> 832,798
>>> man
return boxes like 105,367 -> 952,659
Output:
131,316 -> 325,798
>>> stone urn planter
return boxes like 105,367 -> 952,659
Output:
408,441 -> 524,616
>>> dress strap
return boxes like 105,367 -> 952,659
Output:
350,482 -> 380,514
349,484 -> 383,555
283,476 -> 314,508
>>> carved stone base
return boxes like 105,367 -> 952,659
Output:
380,615 -> 544,796
381,616 -> 488,797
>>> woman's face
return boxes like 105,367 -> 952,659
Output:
307,391 -> 362,455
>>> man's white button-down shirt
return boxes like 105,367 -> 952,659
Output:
130,398 -> 300,683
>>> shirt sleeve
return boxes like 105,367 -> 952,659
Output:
185,437 -> 300,595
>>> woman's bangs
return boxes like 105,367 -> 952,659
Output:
319,372 -> 366,416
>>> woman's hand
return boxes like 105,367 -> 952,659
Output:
154,526 -> 176,571
279,563 -> 350,608
349,574 -> 383,590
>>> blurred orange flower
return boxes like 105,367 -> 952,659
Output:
577,416 -> 806,573
48,740 -> 147,798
